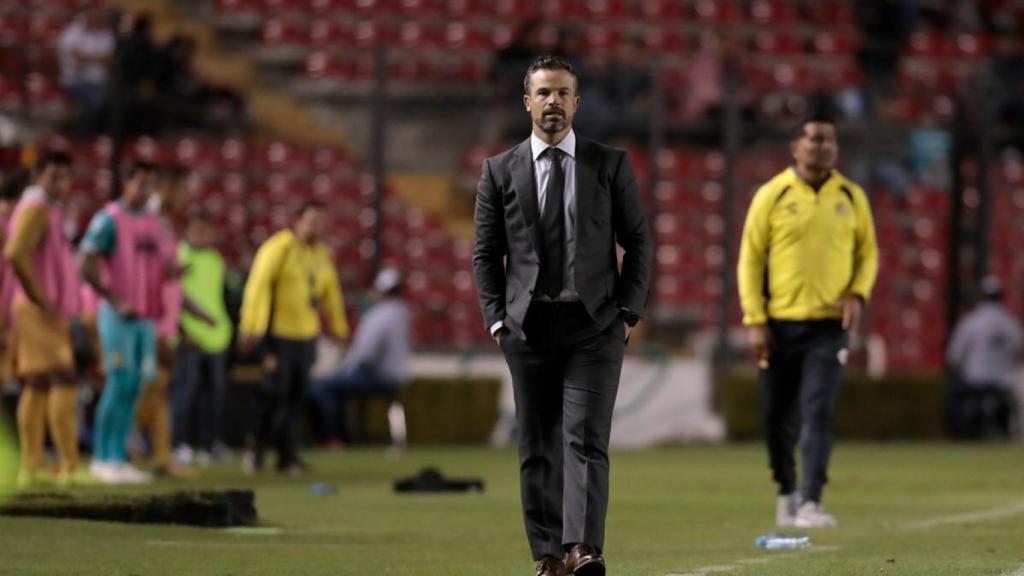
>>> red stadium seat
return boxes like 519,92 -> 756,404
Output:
263,0 -> 308,13
128,136 -> 169,164
396,0 -> 444,16
953,33 -> 991,60
443,0 -> 489,17
261,18 -> 307,47
25,73 -> 66,118
260,140 -> 313,173
351,0 -> 396,17
493,0 -> 538,20
309,21 -> 351,47
642,26 -> 686,54
308,0 -> 353,15
216,0 -> 263,14
812,31 -> 858,55
0,77 -> 21,112
908,31 -> 954,59
582,0 -> 627,21
637,0 -> 684,22
749,0 -> 797,24
397,21 -> 443,49
444,21 -> 487,51
538,0 -> 582,20
220,138 -> 249,169
804,1 -> 855,26
750,31 -> 805,55
0,13 -> 24,46
310,146 -> 354,173
694,0 -> 740,24
173,137 -> 221,171
26,12 -> 63,43
582,25 -> 621,54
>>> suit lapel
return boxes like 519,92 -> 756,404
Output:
511,139 -> 541,251
574,137 -> 597,246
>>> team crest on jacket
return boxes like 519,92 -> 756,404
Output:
835,202 -> 850,216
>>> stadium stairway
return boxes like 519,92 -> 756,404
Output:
109,0 -> 350,149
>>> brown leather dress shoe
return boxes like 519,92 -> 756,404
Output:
535,555 -> 566,576
565,544 -> 605,576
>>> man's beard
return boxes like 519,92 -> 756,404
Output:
537,113 -> 567,133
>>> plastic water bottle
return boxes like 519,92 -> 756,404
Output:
309,483 -> 338,496
755,533 -> 810,550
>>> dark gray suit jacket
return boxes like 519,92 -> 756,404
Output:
473,135 -> 653,340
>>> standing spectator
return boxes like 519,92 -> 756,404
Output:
57,8 -> 115,135
79,161 -> 172,485
737,113 -> 879,528
311,267 -> 409,446
134,165 -> 206,477
4,152 -> 91,487
238,202 -> 349,475
0,168 -> 29,381
172,210 -> 232,465
947,276 -> 1023,440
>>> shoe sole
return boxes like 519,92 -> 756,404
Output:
572,559 -> 606,576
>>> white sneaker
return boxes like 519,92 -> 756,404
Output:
794,501 -> 837,528
114,463 -> 154,485
173,445 -> 194,466
89,461 -> 123,484
776,493 -> 800,527
195,450 -> 212,468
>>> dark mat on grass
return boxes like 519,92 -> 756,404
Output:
0,490 -> 257,527
393,467 -> 484,493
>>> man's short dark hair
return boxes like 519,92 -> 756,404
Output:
0,168 -> 29,201
792,110 -> 837,141
33,150 -> 72,174
523,55 -> 578,95
125,159 -> 157,180
297,200 -> 325,217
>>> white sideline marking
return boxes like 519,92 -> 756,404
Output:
902,501 -> 1024,530
664,546 -> 841,576
147,540 -> 345,550
667,499 -> 1024,576
220,527 -> 281,536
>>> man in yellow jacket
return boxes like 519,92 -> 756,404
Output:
737,113 -> 878,529
238,202 -> 349,475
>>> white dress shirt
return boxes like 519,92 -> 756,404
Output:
491,130 -> 580,336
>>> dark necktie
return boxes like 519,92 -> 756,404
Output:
538,147 -> 565,299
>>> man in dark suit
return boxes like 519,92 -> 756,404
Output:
473,55 -> 653,576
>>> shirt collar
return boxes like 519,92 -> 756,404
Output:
23,185 -> 48,203
531,129 -> 576,162
790,166 -> 837,191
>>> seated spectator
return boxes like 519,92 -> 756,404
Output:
57,8 -> 115,135
312,268 -> 409,446
947,277 -> 1023,440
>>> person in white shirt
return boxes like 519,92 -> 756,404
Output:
947,276 -> 1024,439
57,8 -> 115,134
311,268 -> 410,446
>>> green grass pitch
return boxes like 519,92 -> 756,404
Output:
1,443 -> 1022,575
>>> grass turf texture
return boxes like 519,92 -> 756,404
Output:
0,490 -> 257,527
0,444 -> 1022,575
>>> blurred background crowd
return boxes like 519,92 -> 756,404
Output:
1,0 -> 1024,480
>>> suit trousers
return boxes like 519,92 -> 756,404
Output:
500,300 -> 625,560
759,319 -> 847,504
